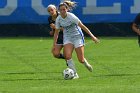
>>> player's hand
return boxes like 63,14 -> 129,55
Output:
92,37 -> 100,43
60,27 -> 64,31
50,23 -> 55,29
49,30 -> 54,36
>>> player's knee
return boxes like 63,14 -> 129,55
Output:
65,54 -> 72,60
53,52 -> 60,58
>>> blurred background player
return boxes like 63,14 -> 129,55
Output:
54,1 -> 99,79
132,13 -> 140,47
47,5 -> 65,59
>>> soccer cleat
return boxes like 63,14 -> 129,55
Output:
73,73 -> 79,79
59,53 -> 65,59
84,61 -> 93,72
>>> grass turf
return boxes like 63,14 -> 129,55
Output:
0,37 -> 140,93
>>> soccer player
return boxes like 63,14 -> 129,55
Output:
132,13 -> 140,47
53,1 -> 100,79
47,5 -> 65,59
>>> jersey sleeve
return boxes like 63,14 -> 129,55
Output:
55,17 -> 60,29
48,16 -> 51,25
70,13 -> 81,25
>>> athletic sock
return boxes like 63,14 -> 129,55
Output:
83,58 -> 88,66
67,58 -> 77,74
83,58 -> 93,72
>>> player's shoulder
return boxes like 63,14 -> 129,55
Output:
48,16 -> 53,24
56,15 -> 61,21
67,12 -> 76,17
48,16 -> 52,21
56,15 -> 61,19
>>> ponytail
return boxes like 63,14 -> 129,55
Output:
59,1 -> 77,11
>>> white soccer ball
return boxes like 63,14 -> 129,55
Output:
63,68 -> 75,80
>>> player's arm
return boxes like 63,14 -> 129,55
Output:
52,29 -> 59,52
53,17 -> 60,46
78,22 -> 99,43
71,13 -> 99,43
49,23 -> 55,36
53,29 -> 59,46
50,23 -> 56,29
132,23 -> 140,35
48,17 -> 55,36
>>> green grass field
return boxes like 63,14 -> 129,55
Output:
0,37 -> 140,93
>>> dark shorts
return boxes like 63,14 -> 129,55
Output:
56,31 -> 63,45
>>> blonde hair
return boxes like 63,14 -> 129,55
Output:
59,1 -> 77,11
47,4 -> 56,12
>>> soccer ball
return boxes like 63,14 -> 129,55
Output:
63,68 -> 75,80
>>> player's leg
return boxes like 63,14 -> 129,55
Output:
53,32 -> 65,59
52,45 -> 64,59
64,43 -> 75,70
75,46 -> 93,72
64,43 -> 79,79
74,38 -> 93,72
